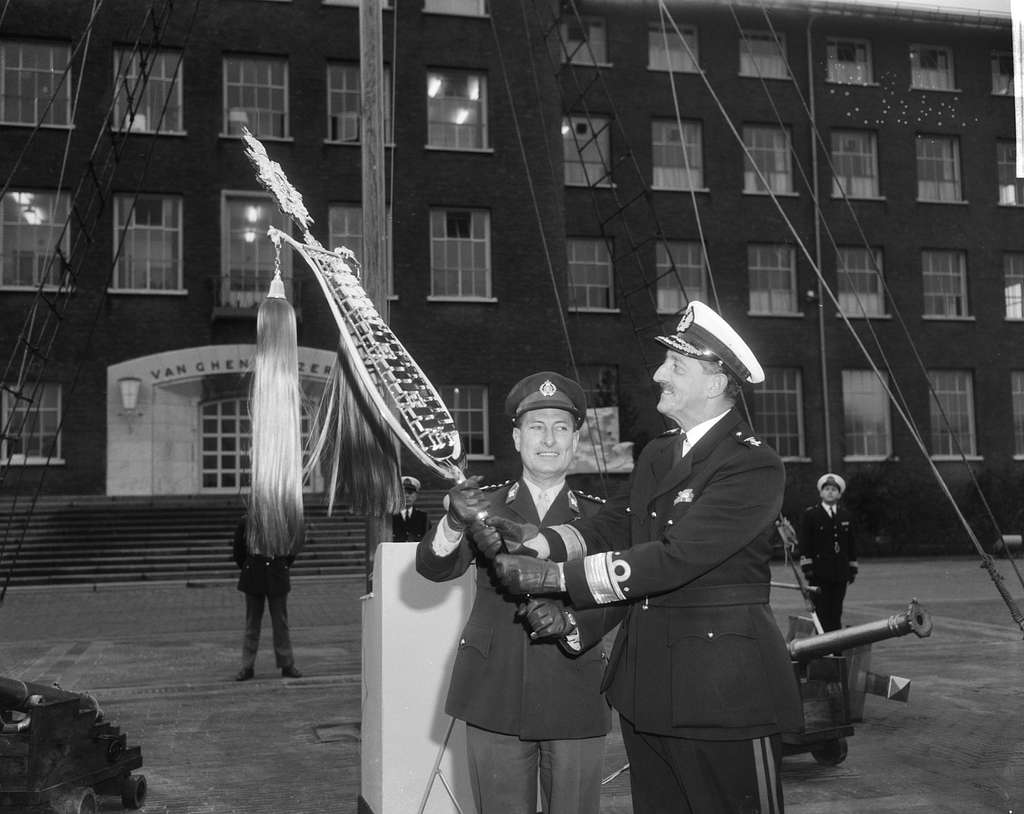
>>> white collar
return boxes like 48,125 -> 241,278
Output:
521,476 -> 565,503
681,409 -> 731,449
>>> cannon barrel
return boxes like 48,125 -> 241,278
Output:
0,676 -> 29,710
788,599 -> 933,661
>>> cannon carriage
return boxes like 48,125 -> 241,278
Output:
0,677 -> 146,814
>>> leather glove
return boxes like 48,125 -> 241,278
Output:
520,598 -> 577,641
486,515 -> 540,555
848,563 -> 858,585
801,561 -> 814,582
494,554 -> 563,595
468,518 -> 503,561
446,476 -> 489,530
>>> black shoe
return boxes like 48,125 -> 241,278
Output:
281,665 -> 302,679
235,668 -> 254,682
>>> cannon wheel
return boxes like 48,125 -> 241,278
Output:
811,737 -> 848,766
121,773 -> 148,809
49,786 -> 98,814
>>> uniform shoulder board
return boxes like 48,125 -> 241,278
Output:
480,479 -> 512,492
733,429 -> 764,448
572,489 -> 606,505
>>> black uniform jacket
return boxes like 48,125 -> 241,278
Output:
392,507 -> 430,542
798,504 -> 857,582
416,479 -> 611,740
561,410 -> 804,741
232,517 -> 301,598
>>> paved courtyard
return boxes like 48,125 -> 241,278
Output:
0,556 -> 1021,812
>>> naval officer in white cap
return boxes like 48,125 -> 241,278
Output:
798,472 -> 858,632
489,301 -> 803,814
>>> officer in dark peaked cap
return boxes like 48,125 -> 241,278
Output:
416,370 -> 611,814
488,301 -> 804,814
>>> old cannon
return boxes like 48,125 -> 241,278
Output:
782,598 -> 933,766
0,676 -> 146,813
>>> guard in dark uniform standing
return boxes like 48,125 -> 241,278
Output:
798,473 -> 858,632
416,372 -> 612,814
486,302 -> 804,814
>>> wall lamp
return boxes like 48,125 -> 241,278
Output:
118,376 -> 143,431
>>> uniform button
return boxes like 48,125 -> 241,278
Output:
623,587 -> 630,592
667,520 -> 674,526
650,511 -> 657,518
707,631 -> 714,638
460,638 -> 466,645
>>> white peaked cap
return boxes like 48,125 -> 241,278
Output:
654,301 -> 765,384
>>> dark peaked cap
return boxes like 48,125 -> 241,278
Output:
504,372 -> 587,428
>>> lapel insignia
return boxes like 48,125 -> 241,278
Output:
506,482 -> 519,503
743,436 -> 762,447
567,490 -> 580,515
674,489 -> 695,505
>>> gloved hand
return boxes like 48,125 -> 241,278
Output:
486,515 -> 540,555
848,563 -> 858,585
800,559 -> 814,582
446,476 -> 489,531
520,598 -> 577,640
494,554 -> 563,595
468,518 -> 503,561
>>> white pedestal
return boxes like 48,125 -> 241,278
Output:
360,542 -> 475,814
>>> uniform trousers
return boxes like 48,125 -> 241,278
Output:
811,580 -> 847,632
619,715 -> 784,814
241,593 -> 293,669
465,724 -> 605,814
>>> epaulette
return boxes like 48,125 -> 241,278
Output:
571,489 -> 606,504
733,429 -> 764,448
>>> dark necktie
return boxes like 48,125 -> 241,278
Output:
677,432 -> 689,459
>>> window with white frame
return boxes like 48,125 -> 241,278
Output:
222,193 -> 292,308
997,141 -> 1024,206
1,382 -> 62,464
656,241 -> 706,314
748,244 -> 796,314
991,52 -> 1013,95
423,0 -> 487,14
837,246 -> 884,317
738,30 -> 788,79
223,55 -> 288,138
327,62 -> 392,144
909,44 -> 955,90
200,397 -> 252,491
113,49 -> 183,133
753,367 -> 804,458
563,115 -> 612,187
743,125 -> 793,194
922,250 -> 968,318
831,130 -> 879,198
427,69 -> 487,150
0,41 -> 71,126
0,191 -> 70,288
1012,372 -> 1024,456
648,22 -> 698,72
429,208 -> 490,298
568,238 -> 614,311
113,195 -> 182,291
561,16 -> 607,65
916,135 -> 961,202
842,369 -> 891,458
438,384 -> 489,457
826,37 -> 873,85
328,203 -> 393,296
652,119 -> 703,190
928,369 -> 976,457
1004,253 -> 1024,319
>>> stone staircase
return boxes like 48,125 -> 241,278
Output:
0,493 -> 445,588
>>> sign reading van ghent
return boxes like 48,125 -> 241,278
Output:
143,348 -> 332,384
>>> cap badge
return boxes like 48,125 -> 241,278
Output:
539,379 -> 557,397
674,489 -> 695,505
677,337 -> 706,357
679,307 -> 695,331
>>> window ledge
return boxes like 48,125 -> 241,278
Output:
219,134 -> 294,142
997,202 -> 1024,208
111,129 -> 187,137
5,458 -> 66,466
652,185 -> 710,194
743,190 -> 799,198
563,60 -> 614,69
421,10 -> 488,18
325,139 -> 397,148
831,194 -> 885,202
824,80 -> 880,88
568,307 -> 621,314
921,314 -> 975,322
843,455 -> 895,463
108,288 -> 188,296
0,284 -> 73,293
427,295 -> 498,304
0,122 -> 73,130
424,145 -> 494,155
930,454 -> 982,462
781,456 -> 813,463
647,66 -> 698,75
747,310 -> 805,318
1004,316 -> 1024,322
915,198 -> 969,205
739,73 -> 791,81
565,181 -> 617,189
837,312 -> 891,320
910,86 -> 961,93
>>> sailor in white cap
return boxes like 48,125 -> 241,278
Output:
798,472 -> 859,632
487,301 -> 802,813
391,475 -> 430,542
